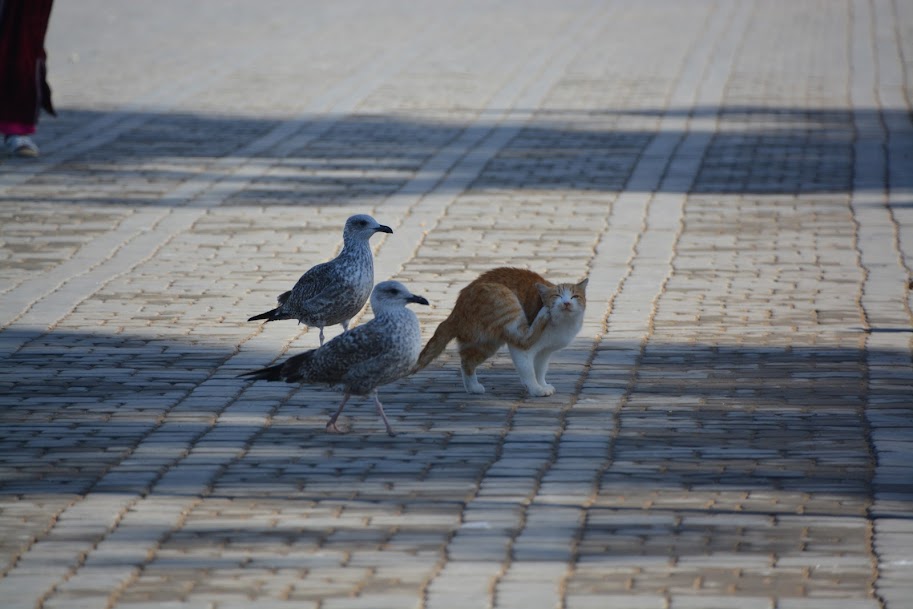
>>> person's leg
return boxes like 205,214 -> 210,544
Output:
0,0 -> 56,158
1,122 -> 39,157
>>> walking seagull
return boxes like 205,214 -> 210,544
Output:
247,214 -> 393,345
240,281 -> 429,436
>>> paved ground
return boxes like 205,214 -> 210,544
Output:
1,1 -> 911,608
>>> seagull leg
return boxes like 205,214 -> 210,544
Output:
373,392 -> 396,437
341,319 -> 350,331
318,326 -> 326,346
326,392 -> 351,434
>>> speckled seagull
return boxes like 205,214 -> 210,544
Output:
247,214 -> 393,345
240,281 -> 429,436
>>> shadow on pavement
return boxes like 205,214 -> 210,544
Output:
2,105 -> 909,209
2,327 -> 909,513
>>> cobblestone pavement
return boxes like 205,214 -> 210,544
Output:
1,1 -> 911,608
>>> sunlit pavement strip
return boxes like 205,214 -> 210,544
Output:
0,1 -> 911,608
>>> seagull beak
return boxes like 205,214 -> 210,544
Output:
375,224 -> 393,234
408,295 -> 430,306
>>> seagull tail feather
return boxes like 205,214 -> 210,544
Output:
238,350 -> 317,383
279,351 -> 315,383
247,308 -> 280,322
247,291 -> 292,322
237,362 -> 285,381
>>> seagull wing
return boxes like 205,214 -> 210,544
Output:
289,260 -> 342,304
290,320 -> 391,385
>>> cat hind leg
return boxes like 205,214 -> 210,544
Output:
459,343 -> 497,394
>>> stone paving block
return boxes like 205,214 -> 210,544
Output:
776,601 -> 882,609
322,595 -> 421,609
669,597 -> 774,609
42,596 -> 117,609
117,602 -> 210,609
566,595 -> 667,609
494,580 -> 561,609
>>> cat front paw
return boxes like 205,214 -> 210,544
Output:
526,384 -> 555,397
463,378 -> 486,394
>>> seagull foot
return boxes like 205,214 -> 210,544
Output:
325,421 -> 348,434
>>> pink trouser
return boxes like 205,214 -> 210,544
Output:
0,121 -> 36,136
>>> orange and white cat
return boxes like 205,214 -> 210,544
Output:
413,267 -> 588,396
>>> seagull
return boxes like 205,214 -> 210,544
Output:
247,214 -> 393,345
240,281 -> 429,436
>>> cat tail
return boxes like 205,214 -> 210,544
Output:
413,316 -> 458,372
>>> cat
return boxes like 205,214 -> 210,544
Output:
413,267 -> 588,396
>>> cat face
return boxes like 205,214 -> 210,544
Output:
537,278 -> 588,320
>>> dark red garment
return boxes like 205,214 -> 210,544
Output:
0,0 -> 56,131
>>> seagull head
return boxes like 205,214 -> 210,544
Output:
370,281 -> 430,312
344,214 -> 393,243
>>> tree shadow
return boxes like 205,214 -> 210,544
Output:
1,327 -> 909,507
3,105 -> 909,209
1,324 -> 910,589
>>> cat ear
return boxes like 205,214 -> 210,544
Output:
576,278 -> 589,292
535,283 -> 551,298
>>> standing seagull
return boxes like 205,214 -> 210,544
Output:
240,281 -> 429,436
248,214 -> 393,345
